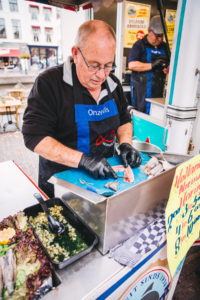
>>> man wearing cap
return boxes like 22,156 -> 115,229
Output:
128,15 -> 169,114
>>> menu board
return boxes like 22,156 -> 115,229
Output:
124,1 -> 151,48
165,155 -> 200,277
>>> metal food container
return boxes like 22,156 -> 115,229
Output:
131,140 -> 161,154
154,152 -> 193,164
24,198 -> 98,269
50,166 -> 177,255
115,139 -> 161,155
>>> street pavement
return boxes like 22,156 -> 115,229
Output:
0,69 -> 39,86
0,130 -> 38,184
0,130 -> 200,299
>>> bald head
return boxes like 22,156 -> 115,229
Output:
72,20 -> 116,93
75,20 -> 116,49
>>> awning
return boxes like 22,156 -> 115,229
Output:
29,4 -> 39,9
0,49 -> 20,57
27,0 -> 123,12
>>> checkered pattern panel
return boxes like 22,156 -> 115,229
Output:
109,201 -> 167,268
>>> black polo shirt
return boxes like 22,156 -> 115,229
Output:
23,60 -> 131,152
22,59 -> 131,183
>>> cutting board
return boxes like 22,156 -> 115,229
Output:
54,154 -> 150,196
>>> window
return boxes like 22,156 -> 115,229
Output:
43,7 -> 51,21
9,0 -> 18,12
45,28 -> 52,42
12,19 -> 21,39
32,27 -> 40,42
0,18 -> 6,38
48,48 -> 57,67
30,47 -> 39,65
30,6 -> 38,20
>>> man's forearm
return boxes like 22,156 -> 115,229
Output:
117,123 -> 133,145
34,136 -> 83,168
128,61 -> 152,72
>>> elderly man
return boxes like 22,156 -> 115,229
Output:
22,20 -> 141,197
128,15 -> 169,114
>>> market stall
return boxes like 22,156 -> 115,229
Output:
1,1 -> 200,299
0,159 -> 184,299
3,147 -> 199,299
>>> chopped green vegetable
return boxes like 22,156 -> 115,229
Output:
16,260 -> 40,288
30,205 -> 88,263
0,243 -> 16,256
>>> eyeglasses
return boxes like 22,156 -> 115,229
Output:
78,48 -> 116,73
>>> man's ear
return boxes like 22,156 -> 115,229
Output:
71,46 -> 78,64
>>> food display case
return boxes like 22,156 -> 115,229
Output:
50,160 -> 176,255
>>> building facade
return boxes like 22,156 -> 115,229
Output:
0,0 -> 60,69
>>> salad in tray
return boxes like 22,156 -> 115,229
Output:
29,205 -> 88,264
0,211 -> 55,300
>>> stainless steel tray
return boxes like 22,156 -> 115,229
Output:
24,198 -> 98,269
115,140 -> 161,155
132,140 -> 161,154
154,152 -> 193,165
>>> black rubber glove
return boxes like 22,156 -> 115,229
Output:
119,143 -> 142,168
152,59 -> 167,70
78,154 -> 118,179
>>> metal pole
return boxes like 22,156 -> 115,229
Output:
156,0 -> 171,60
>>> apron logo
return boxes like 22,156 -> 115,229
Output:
96,130 -> 115,146
151,49 -> 163,55
88,107 -> 110,116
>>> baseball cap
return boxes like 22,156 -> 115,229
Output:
149,15 -> 164,34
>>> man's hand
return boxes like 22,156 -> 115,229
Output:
119,143 -> 141,168
78,154 -> 117,179
152,59 -> 167,70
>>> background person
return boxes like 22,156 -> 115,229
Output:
22,20 -> 141,198
128,15 -> 170,114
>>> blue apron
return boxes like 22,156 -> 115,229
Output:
38,63 -> 121,197
72,63 -> 120,158
131,48 -> 166,114
145,48 -> 166,114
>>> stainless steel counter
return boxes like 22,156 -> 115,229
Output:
0,160 -> 185,300
51,165 -> 176,254
0,161 -> 122,300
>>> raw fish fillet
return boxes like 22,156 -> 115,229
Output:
112,165 -> 125,172
105,181 -> 118,192
112,165 -> 134,183
124,166 -> 134,183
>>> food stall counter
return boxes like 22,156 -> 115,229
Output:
0,160 -> 185,300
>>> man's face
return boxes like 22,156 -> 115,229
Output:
72,35 -> 116,92
147,30 -> 164,47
